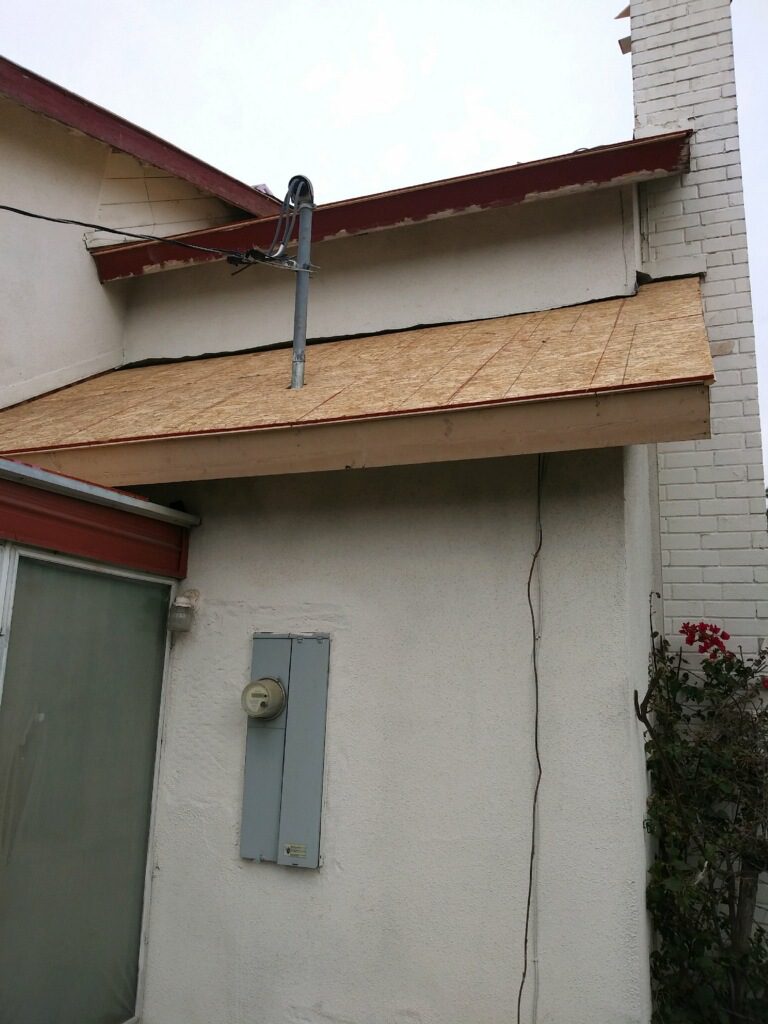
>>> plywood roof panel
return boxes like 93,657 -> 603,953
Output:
0,278 -> 713,456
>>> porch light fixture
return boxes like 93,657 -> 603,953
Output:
167,592 -> 198,633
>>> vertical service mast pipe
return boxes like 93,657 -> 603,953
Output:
290,176 -> 314,389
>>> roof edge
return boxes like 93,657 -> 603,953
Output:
92,130 -> 692,282
5,384 -> 711,488
0,55 -> 279,218
0,456 -> 199,526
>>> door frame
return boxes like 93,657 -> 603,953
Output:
0,542 -> 177,1024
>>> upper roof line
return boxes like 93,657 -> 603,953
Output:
0,55 -> 279,218
92,130 -> 692,282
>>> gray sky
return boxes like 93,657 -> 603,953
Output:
2,0 -> 766,473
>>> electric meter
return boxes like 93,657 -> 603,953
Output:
241,677 -> 286,720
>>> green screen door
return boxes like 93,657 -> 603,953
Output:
0,556 -> 170,1024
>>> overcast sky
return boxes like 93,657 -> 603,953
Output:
2,0 -> 766,472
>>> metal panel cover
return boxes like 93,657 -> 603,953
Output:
240,634 -> 330,869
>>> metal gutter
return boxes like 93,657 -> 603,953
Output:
0,457 -> 199,527
0,55 -> 278,218
92,130 -> 692,281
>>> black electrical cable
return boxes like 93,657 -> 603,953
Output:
0,203 -> 260,265
516,453 -> 545,1024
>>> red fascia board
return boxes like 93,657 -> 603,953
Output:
0,55 -> 279,218
0,476 -> 190,578
93,131 -> 691,282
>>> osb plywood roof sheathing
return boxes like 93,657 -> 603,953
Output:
0,278 -> 712,457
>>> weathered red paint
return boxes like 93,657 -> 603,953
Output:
0,56 -> 279,218
93,131 -> 691,282
0,476 -> 189,578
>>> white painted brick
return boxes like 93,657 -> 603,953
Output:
664,600 -> 705,616
666,567 -> 704,584
701,203 -> 744,223
696,465 -> 746,483
706,293 -> 750,312
699,498 -> 750,516
671,583 -> 723,600
703,566 -> 755,584
703,600 -> 758,618
694,109 -> 739,131
675,59 -> 733,84
709,402 -> 744,422
715,482 -> 765,500
677,37 -> 730,59
661,533 -> 702,550
662,451 -> 714,468
665,482 -> 716,499
661,500 -> 701,516
706,253 -> 735,269
656,213 -> 702,231
667,515 -> 718,533
704,310 -> 737,327
714,448 -> 763,466
721,549 -> 768,566
722,584 -> 766,600
659,468 -> 698,485
634,0 -> 764,650
696,124 -> 738,143
716,514 -> 761,532
687,221 -> 732,243
704,279 -> 735,296
712,417 -> 761,436
669,549 -> 720,566
711,370 -> 743,385
694,71 -> 736,92
688,17 -> 732,41
690,89 -> 733,110
701,532 -> 753,549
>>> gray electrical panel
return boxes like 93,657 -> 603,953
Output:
240,634 -> 330,869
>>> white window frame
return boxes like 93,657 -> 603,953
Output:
0,542 -> 177,1024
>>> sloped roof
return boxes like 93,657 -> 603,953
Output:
0,278 -> 713,485
0,55 -> 278,218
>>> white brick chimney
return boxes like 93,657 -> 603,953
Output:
630,0 -> 767,653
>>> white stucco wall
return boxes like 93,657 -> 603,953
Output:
140,449 -> 652,1024
0,99 -> 127,409
122,186 -> 637,363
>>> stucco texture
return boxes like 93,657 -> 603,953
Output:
122,187 -> 636,364
0,99 -> 126,409
141,450 -> 651,1024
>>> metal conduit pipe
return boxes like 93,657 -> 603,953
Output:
289,176 -> 314,389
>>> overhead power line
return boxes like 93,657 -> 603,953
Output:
0,203 -> 262,266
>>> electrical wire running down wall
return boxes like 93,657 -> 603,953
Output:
517,453 -> 545,1024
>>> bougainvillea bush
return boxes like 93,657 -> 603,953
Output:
636,619 -> 768,1024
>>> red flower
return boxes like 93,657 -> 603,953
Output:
679,621 -> 731,659
762,677 -> 768,690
